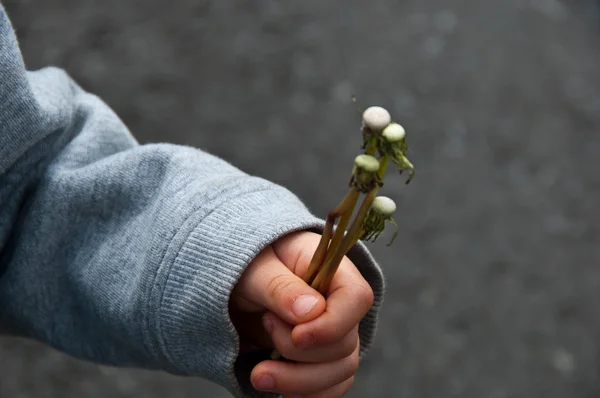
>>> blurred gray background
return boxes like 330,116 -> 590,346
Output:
3,0 -> 600,397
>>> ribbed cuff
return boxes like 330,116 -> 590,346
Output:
155,185 -> 385,398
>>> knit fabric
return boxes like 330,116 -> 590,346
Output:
0,5 -> 385,397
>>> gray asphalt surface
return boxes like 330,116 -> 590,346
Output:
2,0 -> 600,397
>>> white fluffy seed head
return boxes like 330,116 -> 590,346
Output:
362,106 -> 391,131
382,123 -> 406,142
372,196 -> 397,216
354,154 -> 380,172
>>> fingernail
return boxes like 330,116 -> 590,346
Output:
295,333 -> 315,348
263,314 -> 274,335
254,374 -> 275,391
292,295 -> 319,317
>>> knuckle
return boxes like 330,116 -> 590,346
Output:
341,333 -> 359,358
358,283 -> 375,309
319,327 -> 341,345
344,350 -> 360,377
348,376 -> 355,388
297,247 -> 315,274
341,376 -> 356,396
273,336 -> 296,360
267,274 -> 297,303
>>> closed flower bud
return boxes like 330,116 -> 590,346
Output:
360,196 -> 399,245
351,155 -> 382,193
354,154 -> 380,172
362,106 -> 391,132
382,123 -> 406,143
371,196 -> 397,217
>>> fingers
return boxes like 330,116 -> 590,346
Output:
231,246 -> 326,326
272,231 -> 323,276
251,339 -> 360,395
291,256 -> 374,348
263,312 -> 358,363
272,231 -> 374,349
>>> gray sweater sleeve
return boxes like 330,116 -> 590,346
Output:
0,6 -> 385,398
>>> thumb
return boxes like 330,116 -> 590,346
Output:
232,246 -> 326,325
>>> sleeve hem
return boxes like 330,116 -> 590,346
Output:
154,185 -> 385,398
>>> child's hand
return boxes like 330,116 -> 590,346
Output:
229,231 -> 375,397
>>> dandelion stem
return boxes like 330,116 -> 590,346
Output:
272,189 -> 359,361
273,103 -> 414,361
302,188 -> 358,284
316,190 -> 360,282
312,156 -> 391,293
311,189 -> 376,292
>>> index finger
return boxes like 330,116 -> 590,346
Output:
290,256 -> 375,348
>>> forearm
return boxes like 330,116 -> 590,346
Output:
0,4 -> 385,397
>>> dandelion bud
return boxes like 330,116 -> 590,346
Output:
354,154 -> 380,172
362,106 -> 391,132
351,155 -> 382,193
371,196 -> 397,217
361,196 -> 399,245
382,123 -> 406,143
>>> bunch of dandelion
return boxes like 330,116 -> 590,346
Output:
271,104 -> 414,361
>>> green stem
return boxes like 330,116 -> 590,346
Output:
365,138 -> 377,156
273,136 -> 386,360
312,156 -> 391,293
319,190 -> 360,276
271,189 -> 359,361
311,189 -> 377,293
302,189 -> 358,285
